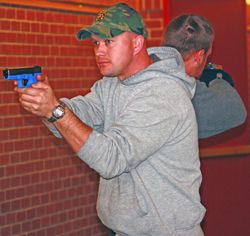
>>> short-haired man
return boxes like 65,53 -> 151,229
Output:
162,14 -> 246,138
16,3 -> 205,236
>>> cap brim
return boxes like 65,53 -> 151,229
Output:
76,28 -> 92,40
76,24 -> 112,40
76,24 -> 125,41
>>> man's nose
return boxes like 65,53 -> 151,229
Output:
95,42 -> 107,56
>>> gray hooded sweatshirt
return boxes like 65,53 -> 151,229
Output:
46,47 -> 205,235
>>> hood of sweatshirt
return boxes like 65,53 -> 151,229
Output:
121,46 -> 196,99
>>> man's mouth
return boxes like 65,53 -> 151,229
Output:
97,60 -> 110,67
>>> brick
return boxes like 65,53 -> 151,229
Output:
18,152 -> 31,162
16,9 -> 26,20
12,224 -> 22,235
5,165 -> 16,176
40,215 -> 51,227
11,199 -> 21,211
1,226 -> 12,236
21,22 -> 31,32
6,188 -> 24,200
26,10 -> 36,21
20,198 -> 30,209
145,19 -> 162,28
151,29 -> 165,38
5,212 -> 16,224
27,208 -> 37,219
21,221 -> 32,233
10,176 -> 21,187
0,191 -> 5,202
35,11 -> 46,22
11,21 -> 21,31
30,23 -> 40,33
0,20 -> 11,30
0,215 -> 6,226
0,129 -> 9,141
16,211 -> 26,222
1,202 -> 11,213
14,140 -> 34,152
0,178 -> 10,189
154,0 -> 163,9
15,187 -> 26,198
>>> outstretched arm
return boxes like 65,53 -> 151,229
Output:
15,77 -> 93,152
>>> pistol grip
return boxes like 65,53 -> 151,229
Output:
17,79 -> 26,88
25,76 -> 38,88
17,74 -> 39,88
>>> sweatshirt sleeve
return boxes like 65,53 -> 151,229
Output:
192,79 -> 247,139
43,80 -> 105,138
77,80 -> 195,179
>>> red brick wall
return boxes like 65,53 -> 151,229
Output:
0,1 -> 165,235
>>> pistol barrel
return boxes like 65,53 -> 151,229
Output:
3,66 -> 41,78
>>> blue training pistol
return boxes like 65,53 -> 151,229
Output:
3,65 -> 41,88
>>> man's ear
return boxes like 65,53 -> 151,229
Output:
193,49 -> 205,63
133,35 -> 145,55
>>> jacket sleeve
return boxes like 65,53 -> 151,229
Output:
192,79 -> 247,139
43,80 -> 105,138
77,80 -> 195,179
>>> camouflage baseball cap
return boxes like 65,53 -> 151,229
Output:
76,2 -> 148,40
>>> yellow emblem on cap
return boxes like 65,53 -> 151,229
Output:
96,9 -> 107,21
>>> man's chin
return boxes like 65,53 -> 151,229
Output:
100,71 -> 115,77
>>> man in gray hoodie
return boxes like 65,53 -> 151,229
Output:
15,3 -> 246,236
16,2 -> 204,235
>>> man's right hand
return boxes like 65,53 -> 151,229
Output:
14,75 -> 59,119
199,67 -> 234,87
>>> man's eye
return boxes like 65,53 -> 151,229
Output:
104,39 -> 113,45
91,40 -> 100,45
